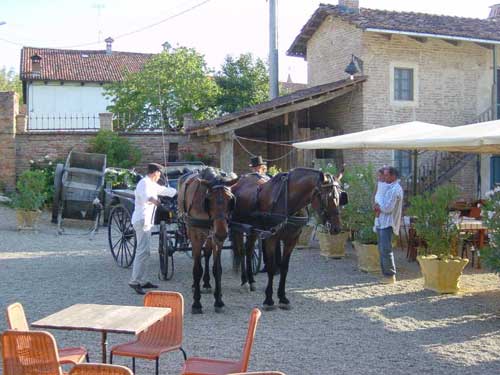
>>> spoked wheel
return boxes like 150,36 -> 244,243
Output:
51,163 -> 64,224
158,221 -> 175,281
251,238 -> 263,275
108,205 -> 136,268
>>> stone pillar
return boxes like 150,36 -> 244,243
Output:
16,114 -> 27,134
99,112 -> 113,131
0,92 -> 18,192
220,132 -> 234,173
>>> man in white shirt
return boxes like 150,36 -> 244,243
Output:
129,163 -> 177,295
374,166 -> 403,284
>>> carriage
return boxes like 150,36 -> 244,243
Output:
106,162 -> 263,281
52,151 -> 107,234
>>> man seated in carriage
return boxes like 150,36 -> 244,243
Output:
129,163 -> 177,295
247,155 -> 281,274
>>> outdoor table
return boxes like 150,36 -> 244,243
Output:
459,218 -> 488,268
32,303 -> 170,363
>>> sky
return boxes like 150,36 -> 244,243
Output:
1,0 -> 499,83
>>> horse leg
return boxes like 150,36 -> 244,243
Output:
245,233 -> 258,292
238,232 -> 249,292
202,245 -> 212,293
212,245 -> 225,313
231,230 -> 243,274
263,237 -> 278,310
191,234 -> 204,314
277,237 -> 296,310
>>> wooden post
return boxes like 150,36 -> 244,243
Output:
220,131 -> 234,172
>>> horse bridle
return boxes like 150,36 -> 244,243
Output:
206,185 -> 236,221
313,174 -> 341,226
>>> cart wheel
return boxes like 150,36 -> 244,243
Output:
159,221 -> 175,281
108,205 -> 136,268
251,238 -> 263,276
51,163 -> 64,224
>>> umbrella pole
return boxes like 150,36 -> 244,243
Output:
412,150 -> 418,196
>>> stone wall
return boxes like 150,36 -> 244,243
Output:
0,92 -> 18,192
305,17 -> 493,199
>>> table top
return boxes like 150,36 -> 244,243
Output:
32,304 -> 170,334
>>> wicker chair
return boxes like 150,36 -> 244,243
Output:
6,302 -> 89,365
69,364 -> 133,375
181,308 -> 262,375
2,330 -> 63,375
110,291 -> 186,375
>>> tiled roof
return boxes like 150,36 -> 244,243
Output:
288,4 -> 500,57
20,47 -> 153,82
188,76 -> 366,133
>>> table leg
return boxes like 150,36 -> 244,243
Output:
102,331 -> 107,363
477,230 -> 485,269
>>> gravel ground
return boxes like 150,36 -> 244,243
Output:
1,205 -> 500,375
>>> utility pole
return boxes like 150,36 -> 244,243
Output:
268,0 -> 279,99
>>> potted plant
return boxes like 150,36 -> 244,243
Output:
12,170 -> 47,230
407,185 -> 468,293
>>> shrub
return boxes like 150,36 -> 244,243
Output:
28,155 -> 64,205
407,185 -> 460,258
11,170 -> 47,211
88,130 -> 141,168
267,165 -> 282,176
480,187 -> 500,273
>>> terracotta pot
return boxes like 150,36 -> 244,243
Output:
297,226 -> 314,248
417,255 -> 469,294
353,241 -> 380,273
317,231 -> 349,259
16,209 -> 41,230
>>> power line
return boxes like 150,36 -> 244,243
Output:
0,0 -> 214,49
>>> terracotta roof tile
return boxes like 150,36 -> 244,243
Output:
20,47 -> 153,82
288,4 -> 500,57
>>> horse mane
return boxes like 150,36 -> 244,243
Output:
267,167 -> 323,187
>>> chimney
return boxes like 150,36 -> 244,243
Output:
30,54 -> 42,77
339,0 -> 359,10
183,113 -> 194,130
489,4 -> 500,18
105,37 -> 114,55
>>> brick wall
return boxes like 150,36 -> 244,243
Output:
0,92 -> 18,192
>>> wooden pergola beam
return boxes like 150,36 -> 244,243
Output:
207,85 -> 358,136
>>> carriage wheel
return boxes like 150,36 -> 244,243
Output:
51,163 -> 64,224
251,238 -> 263,276
159,221 -> 175,281
108,205 -> 136,268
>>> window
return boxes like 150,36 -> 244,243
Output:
315,149 -> 338,159
394,68 -> 414,101
394,150 -> 412,177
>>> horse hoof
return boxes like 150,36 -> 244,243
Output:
201,287 -> 212,294
250,283 -> 257,292
214,306 -> 225,313
262,303 -> 277,311
191,307 -> 203,314
239,284 -> 250,293
279,303 -> 292,310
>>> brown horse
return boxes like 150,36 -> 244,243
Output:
231,167 -> 345,310
178,169 -> 238,314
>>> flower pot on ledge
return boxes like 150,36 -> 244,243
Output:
417,255 -> 469,294
318,231 -> 349,259
353,241 -> 380,273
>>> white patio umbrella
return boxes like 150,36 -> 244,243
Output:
382,119 -> 500,153
292,121 -> 452,150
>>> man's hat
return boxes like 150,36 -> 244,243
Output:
147,163 -> 163,174
249,155 -> 266,168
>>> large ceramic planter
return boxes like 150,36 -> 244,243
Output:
318,231 -> 349,259
353,241 -> 380,273
16,209 -> 41,230
417,255 -> 469,294
297,226 -> 314,248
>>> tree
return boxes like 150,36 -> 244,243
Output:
104,46 -> 218,131
0,67 -> 23,102
214,53 -> 269,114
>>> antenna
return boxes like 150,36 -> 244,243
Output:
92,3 -> 105,43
